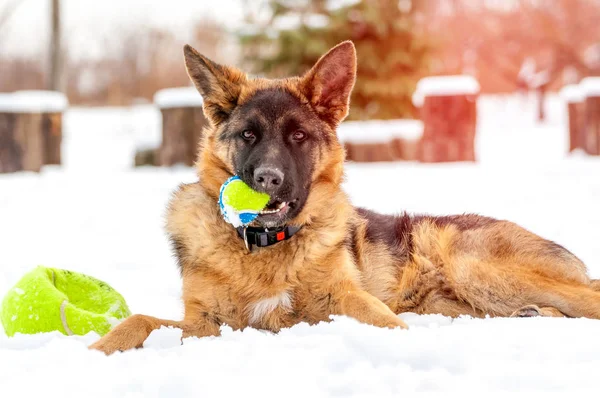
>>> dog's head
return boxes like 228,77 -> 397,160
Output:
184,42 -> 356,228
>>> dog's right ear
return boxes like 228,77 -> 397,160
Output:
298,41 -> 357,127
183,45 -> 247,124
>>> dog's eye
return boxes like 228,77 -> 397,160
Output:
292,130 -> 307,142
241,130 -> 256,141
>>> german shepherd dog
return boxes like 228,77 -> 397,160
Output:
90,41 -> 600,355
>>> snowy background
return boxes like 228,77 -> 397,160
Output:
1,94 -> 600,395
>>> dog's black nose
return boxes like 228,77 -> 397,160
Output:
254,167 -> 284,193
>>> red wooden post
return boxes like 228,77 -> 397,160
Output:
581,78 -> 600,156
412,75 -> 479,163
560,84 -> 585,153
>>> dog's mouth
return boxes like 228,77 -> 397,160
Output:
255,198 -> 299,227
259,199 -> 297,215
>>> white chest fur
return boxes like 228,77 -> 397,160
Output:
248,290 -> 293,325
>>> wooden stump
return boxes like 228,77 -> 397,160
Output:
339,120 -> 422,162
560,85 -> 585,153
0,112 -> 47,173
580,78 -> 600,156
412,76 -> 479,163
0,113 -> 21,173
152,87 -> 206,167
344,141 -> 396,162
0,91 -> 67,173
157,107 -> 206,166
390,137 -> 419,161
42,113 -> 63,165
567,102 -> 585,152
343,137 -> 420,162
584,96 -> 600,156
134,148 -> 158,167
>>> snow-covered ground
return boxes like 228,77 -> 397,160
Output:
1,94 -> 600,396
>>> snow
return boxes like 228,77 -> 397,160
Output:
517,58 -> 550,89
518,58 -> 537,81
338,120 -> 423,144
326,0 -> 362,11
559,84 -> 584,103
579,77 -> 600,98
153,87 -> 203,109
412,75 -> 480,107
0,91 -> 69,113
529,70 -> 550,89
1,93 -> 600,395
584,43 -> 600,69
143,326 -> 183,350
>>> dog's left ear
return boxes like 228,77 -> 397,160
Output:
299,41 -> 357,126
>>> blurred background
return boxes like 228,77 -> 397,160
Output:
1,0 -> 600,171
1,0 -> 600,168
2,0 -> 600,110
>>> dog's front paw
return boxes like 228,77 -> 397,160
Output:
88,314 -> 153,355
88,338 -> 129,356
383,316 -> 409,330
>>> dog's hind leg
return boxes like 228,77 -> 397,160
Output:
510,304 -> 567,318
475,268 -> 600,319
440,254 -> 600,320
528,278 -> 600,319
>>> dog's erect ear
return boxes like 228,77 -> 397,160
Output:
183,44 -> 247,124
299,41 -> 357,126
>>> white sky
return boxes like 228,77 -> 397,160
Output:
0,0 -> 246,60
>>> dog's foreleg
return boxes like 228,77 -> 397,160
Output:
335,289 -> 408,329
88,314 -> 182,355
88,314 -> 221,355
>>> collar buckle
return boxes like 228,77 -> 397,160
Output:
242,227 -> 252,252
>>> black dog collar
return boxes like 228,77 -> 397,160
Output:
236,225 -> 302,252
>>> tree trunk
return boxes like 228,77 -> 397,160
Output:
49,0 -> 62,92
537,86 -> 546,122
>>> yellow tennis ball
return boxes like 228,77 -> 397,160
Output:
219,176 -> 270,227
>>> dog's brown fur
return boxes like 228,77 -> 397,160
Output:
90,41 -> 600,355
